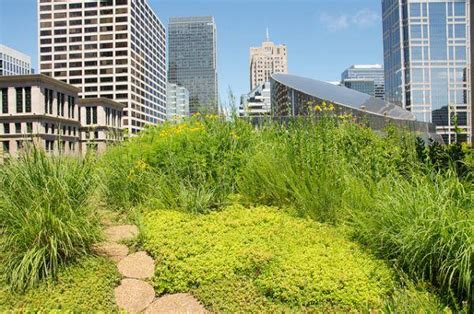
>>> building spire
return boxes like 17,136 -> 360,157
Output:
265,27 -> 270,42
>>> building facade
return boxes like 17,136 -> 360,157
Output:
341,64 -> 385,99
37,0 -> 167,135
0,44 -> 32,76
0,75 -> 81,157
270,73 -> 439,140
382,0 -> 471,144
79,98 -> 124,154
250,31 -> 288,90
240,81 -> 271,117
166,83 -> 190,121
0,75 -> 123,159
168,16 -> 218,114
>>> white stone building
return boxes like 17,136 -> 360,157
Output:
0,74 -> 124,159
240,81 -> 271,117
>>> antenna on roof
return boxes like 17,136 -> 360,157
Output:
265,27 -> 270,42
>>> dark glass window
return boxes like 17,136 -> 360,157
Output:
1,88 -> 8,113
16,87 -> 23,113
25,87 -> 31,112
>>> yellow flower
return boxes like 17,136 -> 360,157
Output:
230,131 -> 239,140
314,105 -> 322,112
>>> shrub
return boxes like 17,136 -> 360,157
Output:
0,148 -> 101,291
140,205 -> 396,312
0,256 -> 120,311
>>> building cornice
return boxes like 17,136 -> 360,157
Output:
0,74 -> 81,93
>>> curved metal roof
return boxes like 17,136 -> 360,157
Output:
271,73 -> 416,121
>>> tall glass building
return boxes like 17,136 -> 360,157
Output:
341,65 -> 385,99
168,16 -> 218,114
382,0 -> 471,144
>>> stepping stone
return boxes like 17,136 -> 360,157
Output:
92,242 -> 129,262
104,225 -> 138,243
115,278 -> 155,313
118,251 -> 155,279
144,293 -> 208,314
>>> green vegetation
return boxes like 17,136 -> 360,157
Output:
104,114 -> 472,310
0,112 -> 472,311
0,256 -> 120,312
141,205 -> 395,312
0,148 -> 101,291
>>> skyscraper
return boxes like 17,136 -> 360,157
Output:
249,30 -> 288,90
382,0 -> 471,144
0,44 -> 32,76
341,64 -> 385,99
168,16 -> 218,114
38,0 -> 167,135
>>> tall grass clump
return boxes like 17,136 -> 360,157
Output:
0,148 -> 100,291
351,170 -> 474,307
100,115 -> 254,212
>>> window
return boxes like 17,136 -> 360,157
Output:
27,122 -> 33,133
25,87 -> 31,112
1,88 -> 7,113
15,123 -> 21,134
45,140 -> 54,152
16,87 -> 23,113
2,141 -> 9,154
3,123 -> 10,134
68,96 -> 75,118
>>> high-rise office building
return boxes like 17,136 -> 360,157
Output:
38,0 -> 167,135
0,44 -> 32,76
166,83 -> 190,121
382,0 -> 471,144
341,64 -> 385,99
250,30 -> 288,90
168,16 -> 218,114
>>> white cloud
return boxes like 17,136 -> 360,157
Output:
352,9 -> 380,27
319,9 -> 380,32
320,13 -> 349,32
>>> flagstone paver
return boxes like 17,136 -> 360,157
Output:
98,220 -> 208,313
117,251 -> 155,279
92,242 -> 129,263
144,293 -> 208,314
114,278 -> 155,313
104,224 -> 139,243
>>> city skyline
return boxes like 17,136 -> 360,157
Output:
0,0 -> 384,105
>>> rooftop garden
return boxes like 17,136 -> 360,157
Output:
0,110 -> 472,312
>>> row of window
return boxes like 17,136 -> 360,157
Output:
1,122 -> 79,137
39,0 -> 127,9
0,87 -> 32,114
44,88 -> 76,119
2,122 -> 33,134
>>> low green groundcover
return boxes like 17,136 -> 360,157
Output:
141,205 -> 396,312
0,256 -> 120,312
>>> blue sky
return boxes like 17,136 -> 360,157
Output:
0,0 -> 383,105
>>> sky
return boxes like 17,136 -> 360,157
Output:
0,0 -> 384,105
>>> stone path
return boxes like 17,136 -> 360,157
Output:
96,220 -> 207,313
